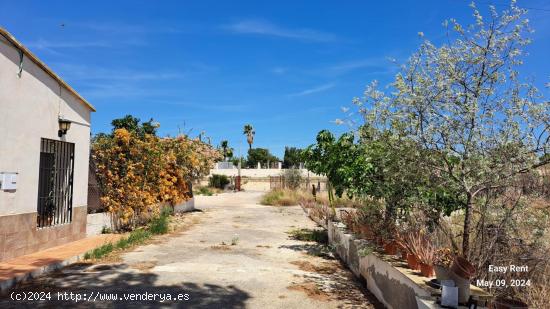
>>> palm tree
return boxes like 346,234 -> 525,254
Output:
220,140 -> 229,161
243,124 -> 255,150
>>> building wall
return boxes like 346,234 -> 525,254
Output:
0,34 -> 92,261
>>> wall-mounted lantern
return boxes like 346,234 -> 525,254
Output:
58,118 -> 72,137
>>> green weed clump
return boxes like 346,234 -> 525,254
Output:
260,189 -> 299,206
195,186 -> 213,196
84,211 -> 171,260
287,228 -> 328,244
83,242 -> 114,260
149,209 -> 171,235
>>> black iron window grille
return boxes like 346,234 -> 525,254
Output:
37,138 -> 75,227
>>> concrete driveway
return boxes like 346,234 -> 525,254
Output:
1,191 -> 381,308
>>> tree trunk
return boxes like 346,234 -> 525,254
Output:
462,194 -> 473,257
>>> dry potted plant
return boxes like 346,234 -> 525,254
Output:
400,230 -> 423,271
416,240 -> 435,277
433,248 -> 454,281
340,209 -> 357,233
379,222 -> 398,255
402,230 -> 436,276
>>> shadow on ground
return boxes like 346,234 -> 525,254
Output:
282,228 -> 385,309
0,263 -> 250,309
282,228 -> 333,259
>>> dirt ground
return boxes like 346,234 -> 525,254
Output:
0,191 -> 383,309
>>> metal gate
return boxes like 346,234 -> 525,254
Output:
37,138 -> 75,227
270,176 -> 285,189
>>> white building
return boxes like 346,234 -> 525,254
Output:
0,27 -> 95,261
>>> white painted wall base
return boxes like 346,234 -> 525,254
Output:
86,212 -> 113,236
86,197 -> 195,236
174,197 -> 195,213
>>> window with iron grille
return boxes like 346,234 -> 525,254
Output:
37,138 -> 75,227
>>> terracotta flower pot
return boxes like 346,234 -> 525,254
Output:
451,256 -> 475,280
360,226 -> 373,239
407,253 -> 420,270
419,263 -> 435,277
492,297 -> 528,309
383,242 -> 398,255
399,249 -> 408,260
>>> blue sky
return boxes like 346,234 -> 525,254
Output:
1,0 -> 549,157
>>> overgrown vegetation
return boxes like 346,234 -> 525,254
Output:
209,174 -> 230,189
301,2 -> 549,304
288,228 -> 328,244
194,186 -> 214,196
261,188 -> 363,208
92,115 -> 222,230
261,189 -> 299,206
282,168 -> 303,190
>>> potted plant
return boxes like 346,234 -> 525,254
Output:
451,256 -> 476,280
401,230 -> 431,273
433,248 -> 454,281
416,240 -> 436,277
383,239 -> 398,255
448,256 -> 476,304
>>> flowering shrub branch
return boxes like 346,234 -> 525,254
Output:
92,127 -> 222,229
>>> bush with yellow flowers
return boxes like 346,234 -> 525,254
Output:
92,128 -> 222,230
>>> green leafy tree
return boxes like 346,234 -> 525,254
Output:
246,148 -> 279,168
111,115 -> 159,137
283,147 -> 303,169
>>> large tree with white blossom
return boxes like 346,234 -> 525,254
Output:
355,1 -> 549,256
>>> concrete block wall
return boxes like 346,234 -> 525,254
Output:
328,221 -> 438,309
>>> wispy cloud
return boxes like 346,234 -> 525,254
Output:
51,62 -> 215,100
224,19 -> 338,42
25,20 -> 186,53
73,21 -> 186,35
26,39 -> 113,49
288,83 -> 335,97
326,58 -> 394,74
53,63 -> 187,82
26,38 -> 146,54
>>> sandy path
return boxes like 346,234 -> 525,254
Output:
1,191 -> 381,308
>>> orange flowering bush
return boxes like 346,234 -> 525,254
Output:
92,129 -> 221,229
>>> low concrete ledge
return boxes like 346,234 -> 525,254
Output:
174,197 -> 195,213
86,212 -> 113,236
327,220 -> 491,309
